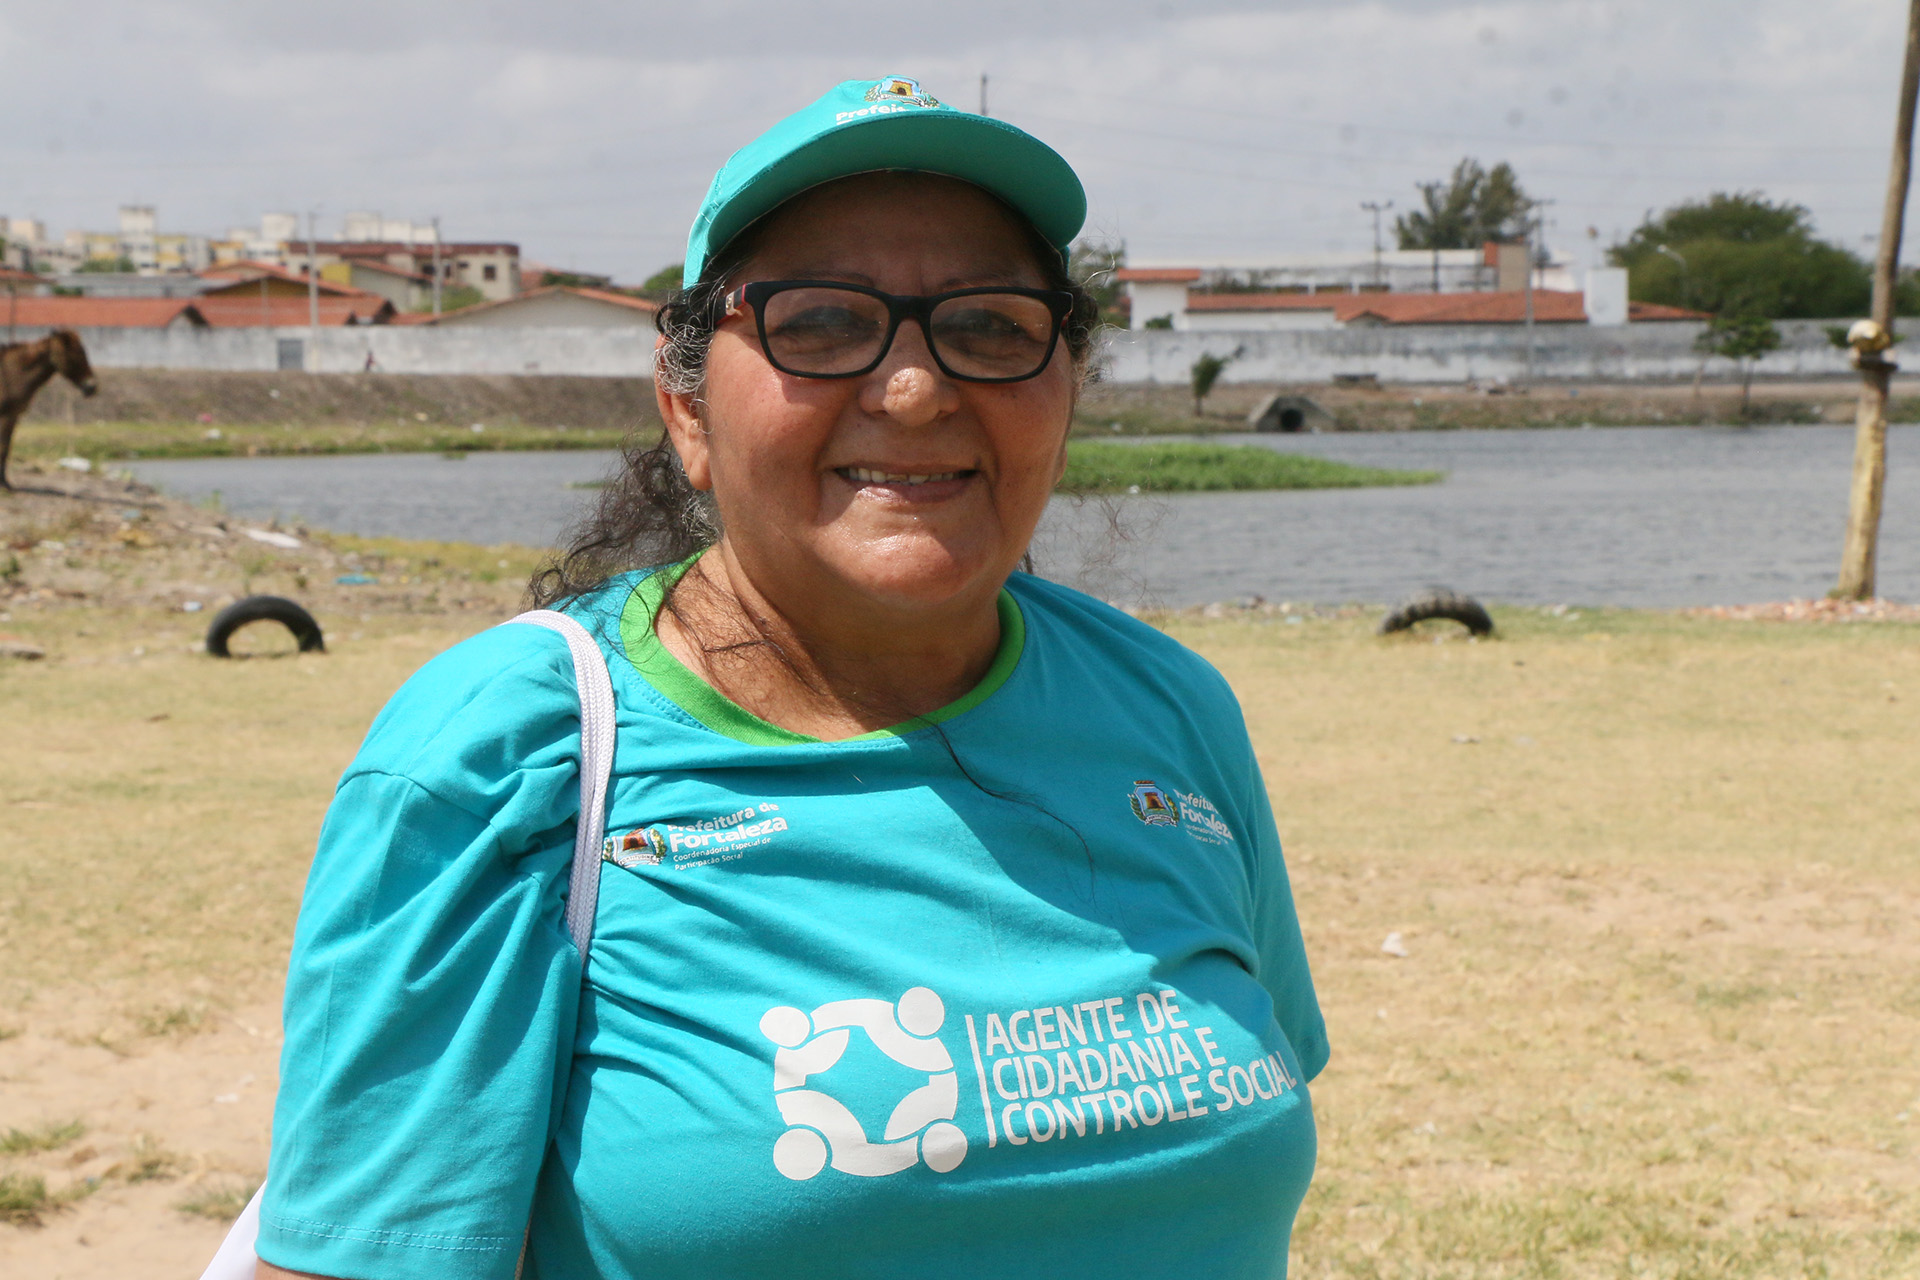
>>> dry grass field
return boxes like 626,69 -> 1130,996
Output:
2,474 -> 1916,1277
1175,609 -> 1920,1279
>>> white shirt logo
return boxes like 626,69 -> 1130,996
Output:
759,987 -> 968,1180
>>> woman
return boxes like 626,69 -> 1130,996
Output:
258,76 -> 1326,1280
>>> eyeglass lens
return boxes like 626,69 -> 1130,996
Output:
757,287 -> 1059,380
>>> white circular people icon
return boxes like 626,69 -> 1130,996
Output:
759,986 -> 969,1180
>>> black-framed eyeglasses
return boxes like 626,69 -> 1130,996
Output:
723,280 -> 1074,383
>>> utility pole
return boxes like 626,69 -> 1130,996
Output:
1360,201 -> 1391,289
1523,198 -> 1556,383
431,216 -> 443,318
979,73 -> 989,117
306,208 -> 320,370
1836,0 -> 1920,601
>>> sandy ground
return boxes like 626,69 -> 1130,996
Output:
4,470 -> 1917,1278
0,1001 -> 281,1277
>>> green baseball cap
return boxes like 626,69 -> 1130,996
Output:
683,75 -> 1086,288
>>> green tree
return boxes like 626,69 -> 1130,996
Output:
1608,192 -> 1871,319
1695,315 -> 1781,416
1069,236 -> 1126,327
534,269 -> 613,290
1190,352 -> 1232,416
1395,159 -> 1532,250
640,262 -> 685,298
76,255 -> 136,274
437,284 -> 487,312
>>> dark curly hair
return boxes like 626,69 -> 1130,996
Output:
528,195 -> 1101,609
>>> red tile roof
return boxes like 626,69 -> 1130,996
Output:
198,260 -> 382,300
405,285 -> 658,324
192,296 -> 395,327
0,297 -> 206,328
1116,267 -> 1204,283
201,259 -> 290,279
1626,300 -> 1707,322
1185,289 -> 1706,324
566,285 -> 660,312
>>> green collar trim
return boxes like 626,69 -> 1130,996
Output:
618,560 -> 1025,746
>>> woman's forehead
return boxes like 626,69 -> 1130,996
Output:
738,173 -> 1048,283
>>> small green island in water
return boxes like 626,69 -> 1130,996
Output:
1060,440 -> 1441,494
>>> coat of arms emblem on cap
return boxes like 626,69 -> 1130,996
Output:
865,76 -> 941,108
1128,780 -> 1180,827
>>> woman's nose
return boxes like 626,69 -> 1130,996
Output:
861,322 -> 958,427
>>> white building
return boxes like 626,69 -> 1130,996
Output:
1118,246 -> 1581,330
1117,266 -> 1666,332
342,212 -> 438,245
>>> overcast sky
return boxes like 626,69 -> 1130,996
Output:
0,0 -> 1908,280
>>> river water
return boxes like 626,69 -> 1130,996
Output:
127,424 -> 1920,607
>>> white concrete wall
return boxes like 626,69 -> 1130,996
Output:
1100,319 -> 1853,385
1127,281 -> 1188,329
8,324 -> 657,377
16,317 -> 1855,384
1183,308 -> 1339,332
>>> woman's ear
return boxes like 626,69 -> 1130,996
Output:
655,335 -> 713,491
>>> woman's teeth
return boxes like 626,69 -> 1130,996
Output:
841,467 -> 964,485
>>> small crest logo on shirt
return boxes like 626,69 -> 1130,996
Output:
603,826 -> 665,867
1128,780 -> 1180,827
865,75 -> 941,108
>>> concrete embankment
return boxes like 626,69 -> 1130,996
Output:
24,370 -> 663,431
20,367 -> 1920,435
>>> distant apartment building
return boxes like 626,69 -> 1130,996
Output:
341,212 -> 438,245
2,218 -> 46,271
285,238 -> 521,304
3,206 -> 522,307
33,205 -> 216,275
210,212 -> 300,268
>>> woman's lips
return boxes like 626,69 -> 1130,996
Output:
834,466 -> 976,500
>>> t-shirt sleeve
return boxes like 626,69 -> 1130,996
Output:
258,627 -> 588,1280
1242,734 -> 1330,1084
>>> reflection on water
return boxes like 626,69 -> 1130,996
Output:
129,425 -> 1920,607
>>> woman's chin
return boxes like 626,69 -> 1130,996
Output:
813,536 -> 1009,612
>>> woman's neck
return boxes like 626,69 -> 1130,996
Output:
652,545 -> 1007,740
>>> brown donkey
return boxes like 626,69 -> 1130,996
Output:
0,328 -> 100,490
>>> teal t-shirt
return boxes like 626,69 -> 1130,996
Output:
261,569 -> 1328,1279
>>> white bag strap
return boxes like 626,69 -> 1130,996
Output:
199,610 -> 618,1280
508,608 -> 618,958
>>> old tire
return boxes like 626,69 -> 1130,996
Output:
1379,589 -> 1494,637
205,595 -> 325,657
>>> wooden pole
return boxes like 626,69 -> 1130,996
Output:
1836,0 -> 1920,600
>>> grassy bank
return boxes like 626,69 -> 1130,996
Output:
1062,440 -> 1438,492
3,480 -> 1916,1278
11,418 -> 631,465
1074,377 -> 1920,434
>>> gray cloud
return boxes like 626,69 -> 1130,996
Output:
0,0 -> 1905,280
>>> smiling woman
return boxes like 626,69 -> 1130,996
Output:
248,76 -> 1327,1280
